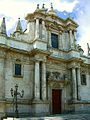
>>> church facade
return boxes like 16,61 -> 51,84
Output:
0,4 -> 90,118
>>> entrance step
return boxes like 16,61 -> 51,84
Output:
3,114 -> 90,120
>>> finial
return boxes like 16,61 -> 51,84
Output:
37,4 -> 39,9
42,4 -> 45,8
16,18 -> 23,33
0,17 -> 7,36
51,3 -> 53,10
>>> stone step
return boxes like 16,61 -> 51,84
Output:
3,114 -> 90,120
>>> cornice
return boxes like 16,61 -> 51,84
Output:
67,57 -> 83,63
25,10 -> 78,29
29,48 -> 51,56
48,56 -> 66,63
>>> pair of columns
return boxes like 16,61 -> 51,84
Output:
72,67 -> 81,100
35,18 -> 46,40
34,60 -> 46,100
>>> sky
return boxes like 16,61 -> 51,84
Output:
0,0 -> 90,55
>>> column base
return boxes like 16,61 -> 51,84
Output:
31,100 -> 50,116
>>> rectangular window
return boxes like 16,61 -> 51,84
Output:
15,64 -> 21,76
81,74 -> 86,85
51,33 -> 58,49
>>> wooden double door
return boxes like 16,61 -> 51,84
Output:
52,89 -> 62,114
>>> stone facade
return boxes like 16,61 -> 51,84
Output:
0,4 -> 90,118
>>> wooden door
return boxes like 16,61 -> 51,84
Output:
52,89 -> 62,114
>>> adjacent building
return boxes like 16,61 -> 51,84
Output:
0,4 -> 90,118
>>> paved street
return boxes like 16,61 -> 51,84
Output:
3,114 -> 90,120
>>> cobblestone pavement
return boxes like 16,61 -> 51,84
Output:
3,114 -> 90,120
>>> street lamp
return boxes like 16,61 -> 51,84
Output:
10,84 -> 24,118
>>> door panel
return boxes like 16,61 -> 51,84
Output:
52,89 -> 62,114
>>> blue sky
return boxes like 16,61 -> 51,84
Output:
0,0 -> 90,55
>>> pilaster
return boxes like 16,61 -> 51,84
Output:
72,67 -> 77,101
42,61 -> 47,100
48,30 -> 51,47
69,30 -> 74,49
42,20 -> 46,40
35,18 -> 39,39
34,60 -> 40,100
77,67 -> 81,100
59,34 -> 63,50
0,58 -> 5,99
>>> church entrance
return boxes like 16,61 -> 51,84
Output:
52,89 -> 62,114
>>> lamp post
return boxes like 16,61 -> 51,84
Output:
10,84 -> 24,118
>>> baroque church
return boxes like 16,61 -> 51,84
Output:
0,4 -> 90,118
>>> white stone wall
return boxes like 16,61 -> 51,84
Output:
4,53 -> 34,100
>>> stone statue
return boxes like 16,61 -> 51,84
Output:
87,43 -> 90,56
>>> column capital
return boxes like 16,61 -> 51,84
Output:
68,62 -> 80,69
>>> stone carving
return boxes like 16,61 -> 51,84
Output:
46,71 -> 68,80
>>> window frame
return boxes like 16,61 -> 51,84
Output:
13,59 -> 23,78
51,33 -> 59,49
81,74 -> 87,85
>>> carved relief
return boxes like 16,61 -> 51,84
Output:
47,71 -> 68,80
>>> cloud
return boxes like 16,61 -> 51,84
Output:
76,0 -> 90,55
0,0 -> 89,55
0,0 -> 78,34
51,0 -> 79,12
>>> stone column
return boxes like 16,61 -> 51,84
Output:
72,68 -> 77,100
35,18 -> 39,39
34,61 -> 40,100
69,30 -> 74,49
42,20 -> 46,40
77,68 -> 81,100
0,58 -> 5,99
42,61 -> 47,100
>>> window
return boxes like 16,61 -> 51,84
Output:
15,63 -> 21,76
81,74 -> 86,85
51,33 -> 58,49
13,59 -> 23,77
